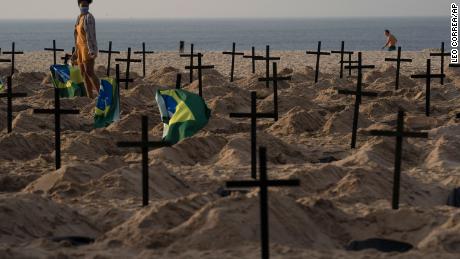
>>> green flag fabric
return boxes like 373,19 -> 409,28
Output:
94,77 -> 120,128
156,89 -> 211,145
50,65 -> 87,98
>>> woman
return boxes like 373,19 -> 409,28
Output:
72,0 -> 99,98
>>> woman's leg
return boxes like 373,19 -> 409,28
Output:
79,63 -> 94,99
83,59 -> 100,97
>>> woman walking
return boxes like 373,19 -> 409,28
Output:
72,0 -> 99,98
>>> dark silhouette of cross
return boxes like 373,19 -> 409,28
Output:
258,62 -> 291,121
226,146 -> 300,259
411,59 -> 445,116
33,88 -> 80,170
230,92 -> 275,179
185,53 -> 215,98
368,110 -> 428,210
117,116 -> 170,206
134,42 -> 155,77
180,43 -> 200,84
255,46 -> 281,88
60,47 -> 75,65
243,46 -> 262,74
44,40 -> 65,65
222,42 -> 245,82
175,74 -> 182,89
115,48 -> 142,90
430,42 -> 450,85
0,76 -> 27,133
331,41 -> 354,79
306,41 -> 331,83
99,41 -> 121,77
338,52 -> 378,149
385,47 -> 413,90
3,42 -> 24,76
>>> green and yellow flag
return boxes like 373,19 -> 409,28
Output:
94,77 -> 120,128
50,65 -> 87,98
0,78 -> 4,93
156,89 -> 211,144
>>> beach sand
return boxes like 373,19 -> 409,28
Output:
1,49 -> 460,258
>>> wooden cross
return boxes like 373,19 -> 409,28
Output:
99,41 -> 121,77
230,91 -> 275,179
180,43 -> 200,84
341,53 -> 358,77
0,76 -> 27,133
60,47 -> 75,65
385,47 -> 413,90
3,42 -> 24,76
258,62 -> 291,121
243,46 -> 262,74
175,74 -> 182,89
368,110 -> 428,210
331,41 -> 354,78
222,42 -> 244,82
226,146 -> 300,259
306,41 -> 331,83
179,41 -> 185,53
185,53 -> 215,98
115,48 -> 142,90
117,116 -> 170,207
33,87 -> 80,170
339,52 -> 378,149
44,40 -> 65,65
430,42 -> 450,85
255,46 -> 281,88
134,42 -> 155,77
411,59 -> 445,116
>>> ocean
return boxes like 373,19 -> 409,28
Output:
0,17 -> 451,52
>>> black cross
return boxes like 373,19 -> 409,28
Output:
368,110 -> 428,210
185,53 -> 215,98
258,62 -> 291,121
117,116 -> 170,207
385,47 -> 413,90
0,76 -> 27,133
226,146 -> 300,259
411,59 -> 445,116
243,46 -> 262,74
33,87 -> 80,170
60,47 -> 75,64
176,74 -> 182,89
44,40 -> 65,65
340,53 -> 358,77
115,48 -> 142,90
331,41 -> 354,79
134,42 -> 155,78
430,42 -> 450,85
306,41 -> 331,83
255,46 -> 281,88
60,47 -> 75,65
339,52 -> 378,149
222,42 -> 244,82
180,43 -> 200,84
179,41 -> 185,53
99,41 -> 121,77
230,91 -> 275,179
3,42 -> 24,76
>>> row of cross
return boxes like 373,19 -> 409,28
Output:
0,40 -> 458,259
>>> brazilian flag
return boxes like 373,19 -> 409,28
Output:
156,89 -> 211,144
0,78 -> 4,93
94,77 -> 120,128
50,65 -> 87,97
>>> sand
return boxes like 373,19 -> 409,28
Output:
0,48 -> 460,258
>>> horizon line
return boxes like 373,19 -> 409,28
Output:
0,15 -> 448,21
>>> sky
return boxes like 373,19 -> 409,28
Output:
0,0 -> 454,19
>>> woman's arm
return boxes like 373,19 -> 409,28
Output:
85,14 -> 98,57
